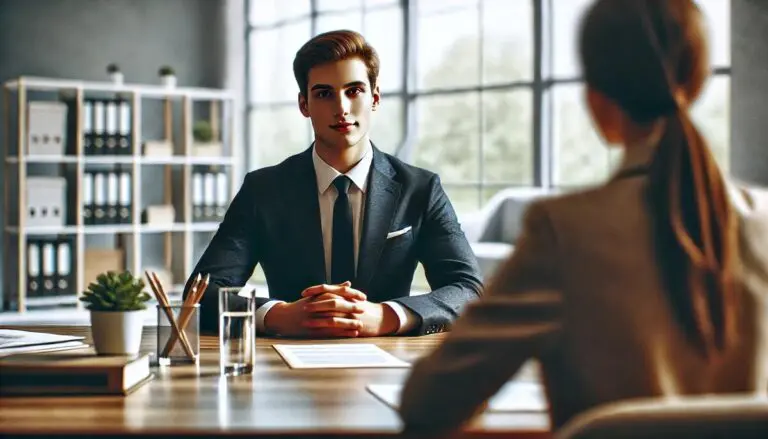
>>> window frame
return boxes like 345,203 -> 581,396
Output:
244,0 -> 732,209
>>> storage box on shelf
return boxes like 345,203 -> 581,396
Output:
2,76 -> 238,313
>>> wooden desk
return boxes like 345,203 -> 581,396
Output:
0,326 -> 550,438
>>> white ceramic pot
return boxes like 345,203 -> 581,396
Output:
89,310 -> 145,355
161,74 -> 177,88
109,72 -> 124,85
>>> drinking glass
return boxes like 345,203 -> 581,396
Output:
218,287 -> 257,375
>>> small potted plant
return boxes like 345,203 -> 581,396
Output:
192,120 -> 222,156
158,65 -> 176,88
80,271 -> 151,355
107,63 -> 123,85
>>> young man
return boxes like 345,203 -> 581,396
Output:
187,30 -> 482,337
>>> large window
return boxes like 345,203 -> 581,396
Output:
246,0 -> 731,206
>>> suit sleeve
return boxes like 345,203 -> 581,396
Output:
183,173 -> 269,334
398,202 -> 564,433
390,174 -> 483,335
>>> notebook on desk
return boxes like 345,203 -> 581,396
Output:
0,351 -> 152,396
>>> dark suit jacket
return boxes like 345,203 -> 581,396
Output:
186,146 -> 482,335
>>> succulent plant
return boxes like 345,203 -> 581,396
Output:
79,271 -> 151,312
106,63 -> 120,74
158,65 -> 175,76
193,120 -> 213,142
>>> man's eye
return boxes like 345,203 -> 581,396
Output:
315,90 -> 331,99
347,88 -> 363,97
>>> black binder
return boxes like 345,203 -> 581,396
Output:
41,241 -> 56,296
93,100 -> 105,155
54,237 -> 74,296
93,172 -> 106,225
27,240 -> 42,298
83,99 -> 94,155
82,172 -> 94,225
105,100 -> 118,155
118,98 -> 132,155
106,172 -> 118,224
215,171 -> 228,221
118,171 -> 132,224
192,170 -> 203,222
203,171 -> 215,221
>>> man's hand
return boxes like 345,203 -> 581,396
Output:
263,282 -> 367,337
302,283 -> 400,337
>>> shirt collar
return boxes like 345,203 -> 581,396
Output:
312,141 -> 374,195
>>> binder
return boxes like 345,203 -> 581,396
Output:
93,100 -> 105,155
55,239 -> 73,296
118,99 -> 131,155
105,100 -> 118,155
41,241 -> 55,296
118,172 -> 132,224
93,172 -> 106,225
215,172 -> 227,220
27,241 -> 41,298
192,171 -> 203,222
203,171 -> 215,221
106,172 -> 119,224
83,100 -> 94,155
82,172 -> 94,225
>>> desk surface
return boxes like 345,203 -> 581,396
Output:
0,326 -> 550,438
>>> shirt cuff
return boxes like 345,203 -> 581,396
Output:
255,299 -> 285,334
383,301 -> 418,335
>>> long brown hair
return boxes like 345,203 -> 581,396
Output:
579,0 -> 739,357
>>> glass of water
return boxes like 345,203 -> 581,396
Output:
218,286 -> 257,376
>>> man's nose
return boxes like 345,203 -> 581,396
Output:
334,94 -> 351,116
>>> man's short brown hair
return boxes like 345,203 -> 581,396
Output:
293,29 -> 380,98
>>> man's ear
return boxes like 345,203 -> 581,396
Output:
372,85 -> 381,111
298,92 -> 310,118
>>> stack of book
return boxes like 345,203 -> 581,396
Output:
0,329 -> 152,396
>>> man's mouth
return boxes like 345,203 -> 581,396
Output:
330,122 -> 357,132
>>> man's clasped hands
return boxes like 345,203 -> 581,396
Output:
263,282 -> 400,338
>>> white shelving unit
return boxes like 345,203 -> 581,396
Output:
2,76 -> 238,313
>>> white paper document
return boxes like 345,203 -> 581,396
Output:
273,343 -> 411,369
367,381 -> 547,412
0,341 -> 89,357
0,329 -> 84,350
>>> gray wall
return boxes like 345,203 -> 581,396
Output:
0,0 -> 227,306
731,0 -> 768,184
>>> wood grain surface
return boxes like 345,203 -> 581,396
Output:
0,326 -> 550,438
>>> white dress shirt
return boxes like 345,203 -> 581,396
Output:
256,142 -> 417,334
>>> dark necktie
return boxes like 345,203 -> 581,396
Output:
331,176 -> 355,285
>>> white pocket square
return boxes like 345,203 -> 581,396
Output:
386,226 -> 412,240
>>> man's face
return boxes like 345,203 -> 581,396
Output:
299,57 -> 380,152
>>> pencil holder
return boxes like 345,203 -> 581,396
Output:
156,302 -> 200,365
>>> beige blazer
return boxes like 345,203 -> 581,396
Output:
399,143 -> 768,432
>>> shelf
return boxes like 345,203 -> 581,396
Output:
188,222 -> 221,232
5,76 -> 234,100
24,295 -> 79,308
6,223 -> 221,235
7,156 -> 235,166
5,225 -> 80,235
6,155 -> 79,164
141,156 -> 235,165
3,75 -> 236,313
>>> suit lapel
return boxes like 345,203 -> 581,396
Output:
356,149 -> 401,293
288,147 -> 327,286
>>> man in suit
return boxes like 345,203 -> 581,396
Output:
187,29 -> 482,337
